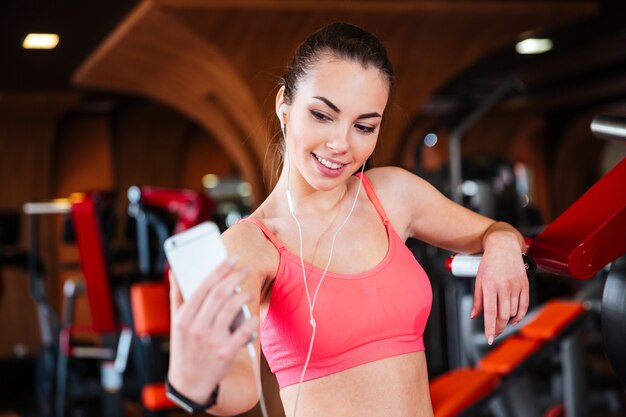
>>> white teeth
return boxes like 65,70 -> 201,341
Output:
316,155 -> 343,169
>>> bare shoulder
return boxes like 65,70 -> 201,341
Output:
221,219 -> 279,279
363,166 -> 434,203
365,166 -> 422,184
363,166 -> 448,239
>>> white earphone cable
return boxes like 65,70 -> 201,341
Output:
282,109 -> 366,417
246,343 -> 269,417
290,163 -> 365,417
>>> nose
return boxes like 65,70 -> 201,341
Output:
326,127 -> 350,154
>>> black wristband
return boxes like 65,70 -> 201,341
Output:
522,253 -> 536,277
165,379 -> 219,413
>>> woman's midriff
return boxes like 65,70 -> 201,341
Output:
279,351 -> 434,417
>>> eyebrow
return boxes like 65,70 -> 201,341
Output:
313,96 -> 382,120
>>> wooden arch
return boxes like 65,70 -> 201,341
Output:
73,1 -> 271,204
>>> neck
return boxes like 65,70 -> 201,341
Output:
274,163 -> 349,215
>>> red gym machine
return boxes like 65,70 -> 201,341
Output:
438,114 -> 626,417
24,186 -> 213,417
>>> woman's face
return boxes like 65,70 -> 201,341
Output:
283,56 -> 389,192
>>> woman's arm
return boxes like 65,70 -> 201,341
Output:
167,224 -> 272,416
368,167 -> 529,343
472,221 -> 529,343
167,261 -> 260,415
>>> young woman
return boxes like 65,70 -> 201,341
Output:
166,22 -> 529,417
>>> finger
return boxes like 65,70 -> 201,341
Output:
509,285 -> 521,326
212,291 -> 255,336
511,280 -> 530,325
195,267 -> 251,332
509,291 -> 520,321
498,289 -> 511,322
495,315 -> 508,338
169,270 -> 183,314
496,289 -> 511,336
483,284 -> 497,345
226,315 -> 260,355
471,278 -> 484,319
178,256 -> 238,322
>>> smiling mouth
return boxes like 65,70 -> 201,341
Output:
314,154 -> 346,170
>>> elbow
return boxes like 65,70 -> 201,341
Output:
207,381 -> 260,416
208,398 -> 259,416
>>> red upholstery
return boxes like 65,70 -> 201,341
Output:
142,383 -> 176,411
131,282 -> 172,411
71,193 -> 117,333
131,282 -> 170,336
544,404 -> 565,417
478,336 -> 542,375
519,300 -> 585,341
430,368 -> 500,417
529,157 -> 626,279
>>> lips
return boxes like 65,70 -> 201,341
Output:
311,153 -> 349,178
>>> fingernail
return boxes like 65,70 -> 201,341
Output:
488,336 -> 494,345
227,255 -> 239,266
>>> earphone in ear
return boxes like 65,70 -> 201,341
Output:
279,103 -> 287,131
280,102 -> 294,213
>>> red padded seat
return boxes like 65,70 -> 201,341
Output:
142,383 -> 176,411
478,336 -> 542,375
430,368 -> 500,417
519,300 -> 585,341
131,282 -> 170,337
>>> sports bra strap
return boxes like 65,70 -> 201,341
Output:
238,217 -> 286,251
356,173 -> 390,225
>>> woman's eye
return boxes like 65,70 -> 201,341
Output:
311,110 -> 330,121
355,124 -> 376,134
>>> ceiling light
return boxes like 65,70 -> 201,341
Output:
202,174 -> 220,189
22,33 -> 60,50
515,38 -> 553,55
423,133 -> 438,147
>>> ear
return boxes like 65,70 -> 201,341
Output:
275,86 -> 287,125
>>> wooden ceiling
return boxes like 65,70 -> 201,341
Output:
72,0 -> 597,198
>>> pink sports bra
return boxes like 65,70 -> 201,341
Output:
240,173 -> 432,388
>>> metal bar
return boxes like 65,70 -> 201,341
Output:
561,331 -> 589,417
23,201 -> 72,215
70,346 -> 115,359
591,114 -> 626,142
448,80 -> 518,203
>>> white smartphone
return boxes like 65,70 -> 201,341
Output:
164,221 -> 228,301
163,221 -> 250,332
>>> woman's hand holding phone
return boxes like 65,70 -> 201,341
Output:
165,223 -> 259,405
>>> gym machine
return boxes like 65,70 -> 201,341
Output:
23,194 -> 133,417
23,185 -> 214,417
434,114 -> 626,417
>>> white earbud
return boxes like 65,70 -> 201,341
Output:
280,102 -> 294,213
279,103 -> 287,131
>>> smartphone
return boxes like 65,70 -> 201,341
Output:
163,221 -> 251,333
164,221 -> 228,301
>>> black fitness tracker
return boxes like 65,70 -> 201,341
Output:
521,253 -> 536,277
165,379 -> 219,413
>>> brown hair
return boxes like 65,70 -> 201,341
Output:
279,22 -> 394,104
